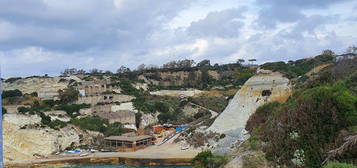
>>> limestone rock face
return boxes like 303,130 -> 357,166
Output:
3,77 -> 70,99
150,89 -> 203,97
207,71 -> 291,134
139,112 -> 159,129
3,114 -> 80,164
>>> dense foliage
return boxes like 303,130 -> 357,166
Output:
192,151 -> 227,168
70,116 -> 127,136
323,162 -> 357,168
247,58 -> 357,167
260,54 -> 334,78
58,87 -> 79,104
2,89 -> 23,98
55,103 -> 90,117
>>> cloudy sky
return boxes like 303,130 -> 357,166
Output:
0,0 -> 356,77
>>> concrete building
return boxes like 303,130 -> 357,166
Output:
104,135 -> 155,152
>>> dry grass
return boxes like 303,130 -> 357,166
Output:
195,89 -> 237,97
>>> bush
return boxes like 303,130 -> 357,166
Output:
55,104 -> 90,117
48,119 -> 67,129
2,89 -> 23,98
70,116 -> 127,136
323,162 -> 357,168
58,87 -> 79,104
18,106 -> 31,114
104,122 -> 125,136
2,107 -> 7,116
261,82 -> 357,167
192,151 -> 227,168
70,116 -> 108,132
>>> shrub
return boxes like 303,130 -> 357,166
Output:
261,82 -> 357,167
55,104 -> 90,117
48,119 -> 67,129
18,106 -> 31,114
192,151 -> 227,168
323,162 -> 357,168
2,89 -> 23,98
58,87 -> 79,104
70,116 -> 108,132
2,107 -> 7,116
70,116 -> 127,136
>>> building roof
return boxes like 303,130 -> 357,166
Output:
104,135 -> 153,142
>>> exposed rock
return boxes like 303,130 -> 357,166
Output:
3,105 -> 31,114
150,89 -> 203,97
3,114 -> 80,163
46,111 -> 71,122
225,151 -> 271,168
75,94 -> 134,105
182,104 -> 199,117
111,102 -> 136,112
207,71 -> 292,134
97,110 -> 136,124
139,112 -> 159,129
3,77 -> 71,99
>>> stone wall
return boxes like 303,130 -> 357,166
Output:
75,94 -> 134,105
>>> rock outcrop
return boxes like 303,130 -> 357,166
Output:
3,114 -> 83,163
208,70 -> 292,134
150,89 -> 203,97
3,77 -> 70,99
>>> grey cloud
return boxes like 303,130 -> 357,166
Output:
255,0 -> 354,28
0,0 -> 195,52
187,8 -> 246,38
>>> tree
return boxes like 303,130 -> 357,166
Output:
104,70 -> 112,74
89,68 -> 103,74
58,87 -> 79,104
116,66 -> 131,74
137,64 -> 146,71
237,59 -> 245,65
248,59 -> 257,65
61,68 -> 78,76
197,59 -> 211,67
163,61 -> 177,69
77,69 -> 86,74
322,49 -> 335,56
146,64 -> 158,70
346,45 -> 357,54
2,89 -> 23,98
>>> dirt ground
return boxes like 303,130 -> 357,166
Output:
9,143 -> 201,165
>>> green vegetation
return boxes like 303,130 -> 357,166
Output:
2,107 -> 7,116
17,106 -> 30,114
70,116 -> 127,136
55,103 -> 90,118
192,151 -> 227,168
246,57 -> 357,167
323,162 -> 357,168
2,89 -> 23,98
58,87 -> 79,104
190,97 -> 228,113
260,54 -> 334,78
115,79 -> 142,97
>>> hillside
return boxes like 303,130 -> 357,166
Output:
2,53 -> 357,168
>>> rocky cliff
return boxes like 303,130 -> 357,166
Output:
3,77 -> 71,99
3,114 -> 98,164
208,70 -> 292,134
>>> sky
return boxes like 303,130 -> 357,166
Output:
0,0 -> 356,77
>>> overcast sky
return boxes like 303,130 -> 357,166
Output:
0,0 -> 356,77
